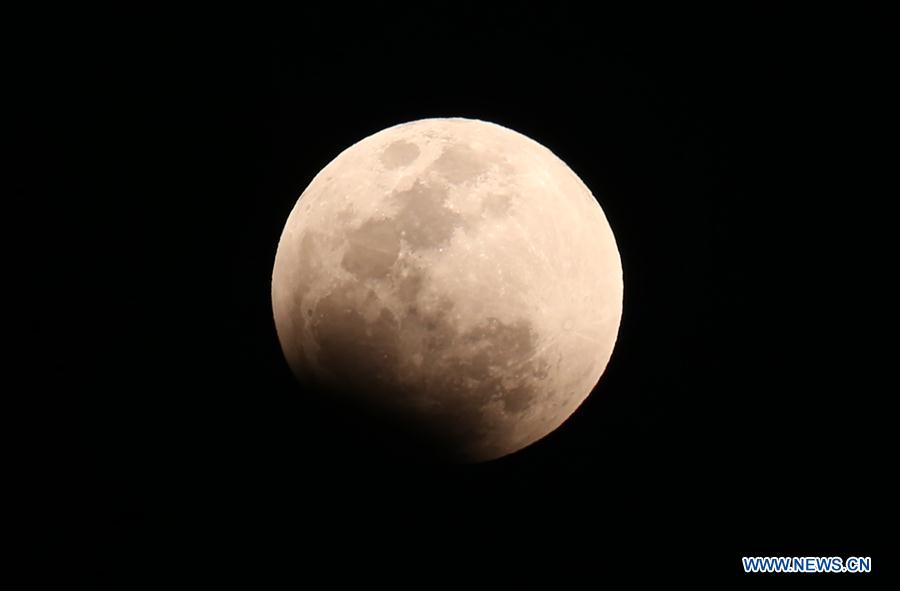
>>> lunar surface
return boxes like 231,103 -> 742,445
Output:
272,118 -> 622,462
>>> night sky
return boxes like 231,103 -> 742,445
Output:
13,5 -> 891,584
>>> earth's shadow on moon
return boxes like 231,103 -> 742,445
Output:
297,376 -> 480,466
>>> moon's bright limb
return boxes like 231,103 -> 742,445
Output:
272,118 -> 623,462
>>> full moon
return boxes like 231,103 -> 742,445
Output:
272,118 -> 623,462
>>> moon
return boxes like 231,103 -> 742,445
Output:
272,118 -> 623,462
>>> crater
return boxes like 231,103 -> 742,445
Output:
462,317 -> 535,358
380,140 -> 420,169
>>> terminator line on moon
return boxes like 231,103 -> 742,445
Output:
272,118 -> 623,462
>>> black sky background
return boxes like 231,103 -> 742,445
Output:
12,5 -> 893,584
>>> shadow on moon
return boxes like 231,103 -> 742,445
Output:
298,376 -> 479,465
